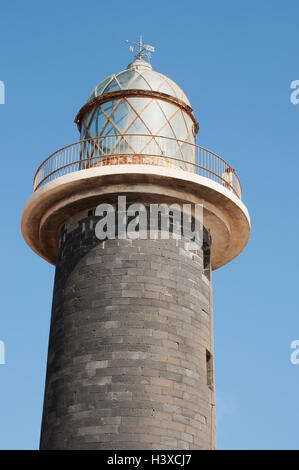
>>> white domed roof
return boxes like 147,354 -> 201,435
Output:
87,60 -> 191,107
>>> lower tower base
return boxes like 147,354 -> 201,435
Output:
40,206 -> 216,450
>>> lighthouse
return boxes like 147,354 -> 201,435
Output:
21,38 -> 250,450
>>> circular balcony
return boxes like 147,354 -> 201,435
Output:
33,134 -> 242,198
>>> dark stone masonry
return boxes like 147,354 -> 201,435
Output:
40,207 -> 215,450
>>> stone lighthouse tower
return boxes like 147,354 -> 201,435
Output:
21,38 -> 250,450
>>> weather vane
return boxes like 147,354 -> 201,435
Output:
125,35 -> 155,62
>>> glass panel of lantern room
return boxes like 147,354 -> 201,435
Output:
80,124 -> 88,141
139,70 -> 165,91
116,70 -> 137,90
82,108 -> 96,133
166,77 -> 190,105
156,79 -> 178,97
129,117 -> 150,133
88,115 -> 99,141
157,100 -> 179,126
103,78 -> 121,94
155,120 -> 175,141
100,100 -> 117,119
97,100 -> 120,136
136,99 -> 167,136
169,109 -> 189,142
98,134 -> 115,156
102,120 -> 116,138
141,136 -> 164,157
126,121 -> 152,153
179,142 -> 196,172
94,76 -> 113,98
110,99 -> 136,133
124,73 -> 151,91
90,139 -> 109,166
93,107 -> 109,137
125,97 -> 151,119
183,113 -> 195,137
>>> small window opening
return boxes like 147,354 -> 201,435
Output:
203,241 -> 211,280
206,350 -> 214,390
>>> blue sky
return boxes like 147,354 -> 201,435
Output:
0,0 -> 298,449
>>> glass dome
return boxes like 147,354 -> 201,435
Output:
86,60 -> 191,107
77,60 -> 197,171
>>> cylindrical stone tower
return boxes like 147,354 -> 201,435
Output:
21,41 -> 250,450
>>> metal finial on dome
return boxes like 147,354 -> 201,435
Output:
125,35 -> 155,62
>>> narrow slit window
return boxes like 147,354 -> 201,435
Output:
203,240 -> 211,280
206,349 -> 214,390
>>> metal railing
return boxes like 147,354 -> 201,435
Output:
33,134 -> 242,198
